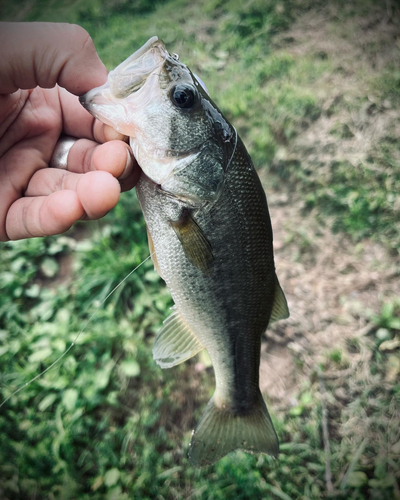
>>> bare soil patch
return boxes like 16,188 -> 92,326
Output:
259,5 -> 400,409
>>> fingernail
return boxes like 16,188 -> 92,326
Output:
119,148 -> 133,180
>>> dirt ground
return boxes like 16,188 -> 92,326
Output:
258,5 -> 400,408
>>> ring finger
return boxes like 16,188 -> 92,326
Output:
56,137 -> 138,183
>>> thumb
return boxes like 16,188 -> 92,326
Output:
0,22 -> 108,95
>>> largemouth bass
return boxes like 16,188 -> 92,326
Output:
80,36 -> 289,467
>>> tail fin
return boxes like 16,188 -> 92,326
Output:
188,392 -> 279,467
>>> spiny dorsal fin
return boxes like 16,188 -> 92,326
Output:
153,307 -> 204,369
269,274 -> 290,324
169,209 -> 213,274
146,226 -> 163,279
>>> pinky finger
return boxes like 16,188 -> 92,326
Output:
5,190 -> 84,240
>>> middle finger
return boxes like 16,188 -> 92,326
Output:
63,138 -> 137,179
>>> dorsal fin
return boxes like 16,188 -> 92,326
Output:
269,274 -> 289,324
153,307 -> 204,368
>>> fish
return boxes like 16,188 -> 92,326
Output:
80,36 -> 289,467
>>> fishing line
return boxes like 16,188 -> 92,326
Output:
0,252 -> 154,409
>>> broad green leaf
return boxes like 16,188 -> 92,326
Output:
11,257 -> 27,273
0,346 -> 9,357
376,328 -> 390,341
289,405 -> 303,416
28,348 -> 52,363
69,408 -> 84,423
120,360 -> 140,377
95,361 -> 114,389
392,440 -> 400,454
92,476 -> 103,491
0,272 -> 15,285
106,486 -> 123,500
53,339 -> 66,352
38,393 -> 57,411
34,301 -> 55,321
76,240 -> 94,252
144,270 -> 159,283
56,308 -> 70,324
382,302 -> 394,319
48,236 -> 76,254
300,392 -> 312,405
62,389 -> 78,411
25,284 -> 41,298
40,258 -> 59,278
369,477 -> 395,488
388,318 -> 400,330
104,468 -> 120,487
19,420 -> 31,431
347,471 -> 368,487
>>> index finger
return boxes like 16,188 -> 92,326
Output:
0,22 -> 107,95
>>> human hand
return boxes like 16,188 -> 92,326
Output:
0,22 -> 140,241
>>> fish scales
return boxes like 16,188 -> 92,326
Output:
80,36 -> 289,467
137,137 -> 275,412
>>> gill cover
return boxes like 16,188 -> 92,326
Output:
80,36 -> 237,204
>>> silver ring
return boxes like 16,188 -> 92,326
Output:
49,136 -> 77,169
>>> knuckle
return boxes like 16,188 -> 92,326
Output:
82,145 -> 93,173
54,171 -> 68,191
69,24 -> 95,54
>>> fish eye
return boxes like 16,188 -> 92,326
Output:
170,85 -> 197,109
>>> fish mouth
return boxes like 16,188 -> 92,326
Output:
108,36 -> 168,97
79,36 -> 168,133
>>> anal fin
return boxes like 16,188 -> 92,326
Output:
153,307 -> 204,368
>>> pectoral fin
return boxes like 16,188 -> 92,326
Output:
153,307 -> 204,368
146,226 -> 163,279
169,209 -> 213,273
269,274 -> 290,323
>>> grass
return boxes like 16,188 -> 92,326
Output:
1,0 -> 400,498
